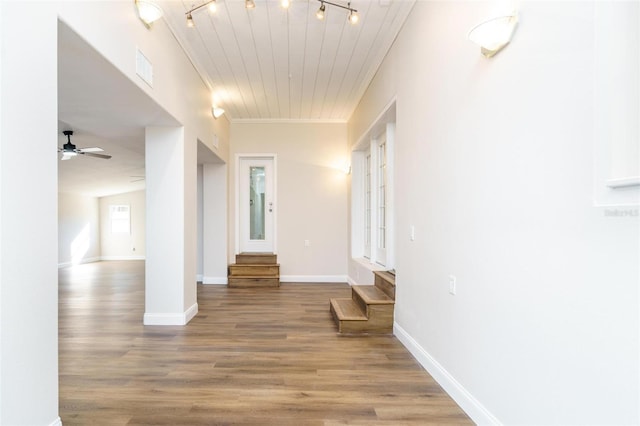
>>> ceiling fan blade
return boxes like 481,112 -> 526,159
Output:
80,152 -> 112,160
78,147 -> 104,153
61,153 -> 74,160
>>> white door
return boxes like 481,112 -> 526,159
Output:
238,156 -> 275,253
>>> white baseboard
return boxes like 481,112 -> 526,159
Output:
393,322 -> 501,425
58,256 -> 146,268
144,303 -> 198,325
57,257 -> 101,268
100,255 -> 145,261
347,275 -> 358,286
280,275 -> 348,283
49,417 -> 62,426
202,276 -> 228,285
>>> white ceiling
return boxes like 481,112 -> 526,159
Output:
159,0 -> 415,120
57,0 -> 414,197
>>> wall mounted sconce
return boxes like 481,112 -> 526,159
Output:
212,107 -> 225,119
468,13 -> 518,58
135,0 -> 163,26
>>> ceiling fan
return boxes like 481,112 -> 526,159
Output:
58,130 -> 112,161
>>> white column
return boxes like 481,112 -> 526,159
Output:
0,2 -> 60,424
202,163 -> 228,284
144,127 -> 198,325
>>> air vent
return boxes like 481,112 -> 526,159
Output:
136,48 -> 153,87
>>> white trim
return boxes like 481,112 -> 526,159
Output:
100,255 -> 145,261
231,118 -> 347,124
280,275 -> 348,283
607,176 -> 640,188
353,97 -> 397,149
49,417 -> 62,426
144,303 -> 198,325
347,276 -> 358,286
202,276 -> 228,285
58,256 -> 145,268
352,257 -> 387,272
394,323 -> 501,425
57,256 -> 101,268
196,274 -> 203,282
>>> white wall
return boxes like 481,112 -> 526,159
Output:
348,1 -> 639,424
230,122 -> 349,281
58,193 -> 100,266
202,162 -> 228,284
0,2 -> 59,424
99,191 -> 145,260
1,0 -> 229,423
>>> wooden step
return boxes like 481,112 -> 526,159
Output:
235,253 -> 277,265
228,277 -> 280,288
330,298 -> 367,333
374,270 -> 396,300
330,296 -> 393,335
228,264 -> 279,277
352,285 -> 394,305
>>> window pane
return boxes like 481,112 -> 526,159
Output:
249,166 -> 266,240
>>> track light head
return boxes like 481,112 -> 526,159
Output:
316,2 -> 326,19
347,2 -> 358,24
281,0 -> 290,9
245,0 -> 255,9
208,0 -> 217,13
348,9 -> 358,24
186,12 -> 194,27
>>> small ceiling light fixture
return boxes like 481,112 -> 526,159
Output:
314,0 -> 358,24
316,2 -> 326,19
347,5 -> 359,24
281,0 -> 291,9
212,106 -> 225,119
246,0 -> 256,9
135,0 -> 163,26
184,0 -> 219,27
468,13 -> 518,58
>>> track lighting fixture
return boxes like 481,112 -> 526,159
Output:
314,0 -> 359,24
281,0 -> 291,9
348,6 -> 359,24
245,0 -> 256,9
184,0 -> 218,27
316,2 -> 326,20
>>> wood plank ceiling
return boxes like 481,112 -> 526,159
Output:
159,0 -> 415,121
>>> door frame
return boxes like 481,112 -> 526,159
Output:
235,154 -> 278,255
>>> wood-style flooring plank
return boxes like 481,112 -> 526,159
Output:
59,261 -> 471,425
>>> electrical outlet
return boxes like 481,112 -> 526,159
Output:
449,275 -> 457,295
410,225 -> 415,241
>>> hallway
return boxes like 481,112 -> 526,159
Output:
59,261 -> 470,425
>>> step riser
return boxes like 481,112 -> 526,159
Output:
235,254 -> 277,264
228,265 -> 279,277
335,318 -> 393,334
228,277 -> 279,288
374,274 -> 395,300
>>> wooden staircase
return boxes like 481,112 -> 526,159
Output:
330,270 -> 396,334
228,253 -> 280,288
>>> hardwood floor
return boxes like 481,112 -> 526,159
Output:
59,261 -> 471,425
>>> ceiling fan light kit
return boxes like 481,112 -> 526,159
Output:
58,130 -> 112,161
